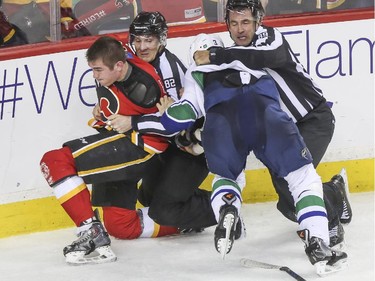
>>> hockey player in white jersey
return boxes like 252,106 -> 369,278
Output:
154,33 -> 348,276
194,0 -> 352,241
192,0 -> 352,275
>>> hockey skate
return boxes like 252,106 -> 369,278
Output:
214,193 -> 240,259
63,210 -> 117,265
331,168 -> 352,224
329,221 -> 345,250
298,229 -> 348,276
234,216 -> 246,240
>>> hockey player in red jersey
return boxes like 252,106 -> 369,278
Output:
39,36 -> 180,265
90,11 -> 219,239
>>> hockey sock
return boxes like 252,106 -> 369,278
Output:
102,206 -> 142,239
210,176 -> 242,222
138,207 -> 179,238
54,176 -> 94,227
156,225 -> 179,237
285,164 -> 329,244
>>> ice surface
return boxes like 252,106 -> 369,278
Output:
0,192 -> 373,281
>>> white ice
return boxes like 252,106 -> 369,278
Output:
0,192 -> 373,281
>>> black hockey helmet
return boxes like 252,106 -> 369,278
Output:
225,0 -> 265,23
129,11 -> 168,46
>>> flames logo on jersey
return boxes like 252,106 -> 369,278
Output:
97,86 -> 122,121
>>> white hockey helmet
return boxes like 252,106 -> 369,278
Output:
188,33 -> 224,65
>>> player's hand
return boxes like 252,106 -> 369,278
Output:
175,129 -> 204,156
194,50 -> 210,66
157,96 -> 174,114
92,104 -> 102,120
107,114 -> 132,134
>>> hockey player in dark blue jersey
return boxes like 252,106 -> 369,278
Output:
156,32 -> 348,276
192,0 -> 351,275
195,0 -> 352,236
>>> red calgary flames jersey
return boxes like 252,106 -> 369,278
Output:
97,48 -> 169,153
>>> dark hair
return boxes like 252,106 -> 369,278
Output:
129,11 -> 168,46
86,36 -> 127,69
225,0 -> 265,23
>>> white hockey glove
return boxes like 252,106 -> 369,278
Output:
175,128 -> 204,156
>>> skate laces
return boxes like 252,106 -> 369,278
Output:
329,222 -> 345,248
331,169 -> 352,224
74,223 -> 100,245
329,225 -> 338,237
335,177 -> 351,220
76,216 -> 96,236
341,201 -> 350,220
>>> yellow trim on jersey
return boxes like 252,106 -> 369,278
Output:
129,131 -> 162,154
72,134 -> 126,158
327,0 -> 346,9
143,144 -> 161,154
72,132 -> 161,177
152,223 -> 161,238
77,152 -> 155,177
3,28 -> 15,43
130,131 -> 138,146
57,182 -> 86,204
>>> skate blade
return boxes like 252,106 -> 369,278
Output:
315,259 -> 348,277
340,168 -> 350,198
217,213 -> 235,260
339,168 -> 352,224
340,168 -> 350,195
65,245 -> 117,265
